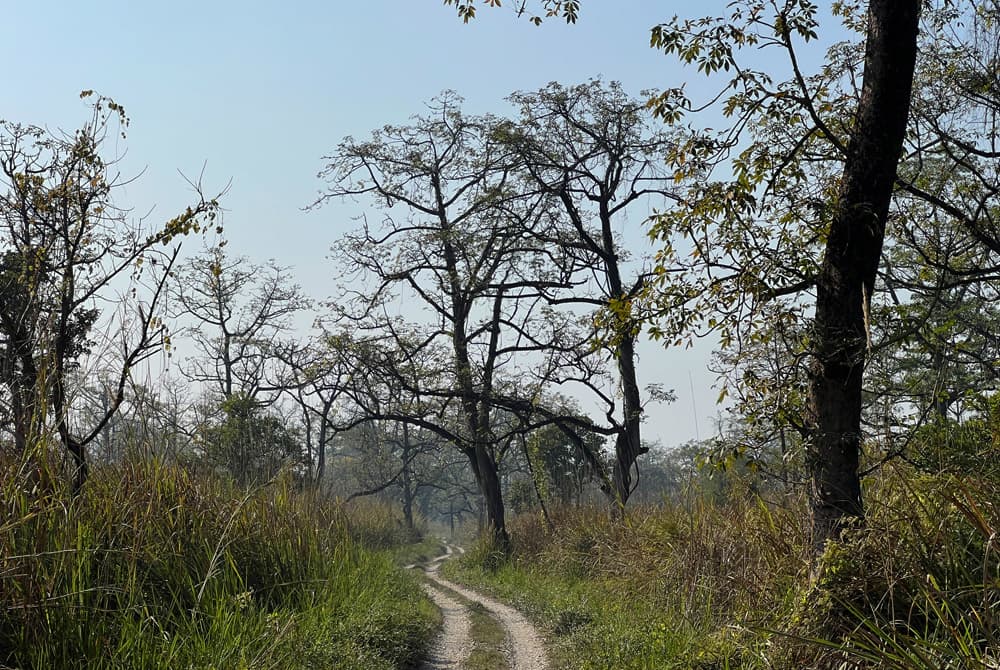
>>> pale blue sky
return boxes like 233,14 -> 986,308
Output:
2,1 -> 843,446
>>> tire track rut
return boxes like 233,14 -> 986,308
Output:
415,544 -> 549,670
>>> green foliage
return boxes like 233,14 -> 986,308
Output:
908,400 -> 1000,479
0,456 -> 436,669
442,0 -> 579,25
199,393 -> 302,486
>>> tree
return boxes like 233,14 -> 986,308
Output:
0,94 -> 221,491
516,411 -> 603,508
268,336 -> 347,486
333,419 -> 448,533
876,1 -> 1000,426
867,219 -> 1000,437
502,79 -> 680,511
171,248 -> 308,403
314,93 -> 609,550
707,306 -> 810,493
461,0 -> 921,548
804,0 -> 919,548
199,393 -> 301,486
644,0 -> 920,551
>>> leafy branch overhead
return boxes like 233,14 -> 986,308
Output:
443,0 -> 579,25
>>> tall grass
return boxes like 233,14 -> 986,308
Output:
0,456 -> 436,669
787,470 -> 1000,669
449,467 -> 1000,669
448,489 -> 810,668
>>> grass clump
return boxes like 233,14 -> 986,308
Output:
0,457 -> 436,669
782,471 -> 1000,669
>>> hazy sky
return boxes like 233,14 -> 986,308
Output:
3,1 -> 839,447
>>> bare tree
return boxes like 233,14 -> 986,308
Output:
313,93 -> 608,550
170,247 -> 309,403
268,336 -> 348,485
0,94 -> 221,491
502,79 -> 681,511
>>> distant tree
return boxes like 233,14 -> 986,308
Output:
198,393 -> 301,486
314,94 -> 611,550
517,409 -> 603,508
171,248 -> 308,403
267,336 -> 349,485
335,420 -> 447,533
502,79 -> 681,511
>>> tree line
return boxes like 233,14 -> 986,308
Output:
4,0 -> 1000,562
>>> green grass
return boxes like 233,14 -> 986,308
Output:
0,456 -> 437,669
445,497 -> 800,669
390,534 -> 447,567
446,467 -> 1000,669
466,601 -> 509,670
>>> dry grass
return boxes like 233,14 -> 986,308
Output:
451,468 -> 1000,669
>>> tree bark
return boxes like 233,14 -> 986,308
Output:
611,332 -> 645,513
401,422 -> 416,533
807,0 -> 920,552
474,441 -> 510,553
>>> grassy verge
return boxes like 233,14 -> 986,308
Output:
466,601 -> 509,670
0,457 -> 437,669
445,497 -> 802,669
445,468 -> 1000,669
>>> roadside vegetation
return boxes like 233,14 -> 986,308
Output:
447,434 -> 1000,669
0,456 -> 437,670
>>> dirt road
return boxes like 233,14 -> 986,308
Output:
416,544 -> 549,670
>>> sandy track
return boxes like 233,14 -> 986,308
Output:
417,544 -> 549,670
419,580 -> 472,669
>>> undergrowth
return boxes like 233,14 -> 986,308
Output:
447,467 -> 1000,669
0,457 -> 437,669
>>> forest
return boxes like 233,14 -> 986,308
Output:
2,0 -> 999,668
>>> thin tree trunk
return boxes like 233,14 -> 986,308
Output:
611,332 -> 644,513
401,422 -> 416,533
522,437 -> 553,530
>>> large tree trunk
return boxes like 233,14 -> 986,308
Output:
466,440 -> 511,555
11,351 -> 39,455
472,441 -> 511,553
807,0 -> 920,552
